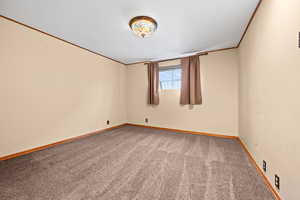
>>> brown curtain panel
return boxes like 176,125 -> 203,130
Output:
147,62 -> 159,105
180,56 -> 202,105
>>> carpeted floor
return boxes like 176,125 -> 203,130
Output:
0,125 -> 275,200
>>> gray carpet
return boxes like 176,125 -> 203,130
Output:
0,125 -> 275,200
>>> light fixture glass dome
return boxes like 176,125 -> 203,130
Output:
129,16 -> 157,38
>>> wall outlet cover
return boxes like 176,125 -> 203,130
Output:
263,160 -> 267,172
275,174 -> 280,190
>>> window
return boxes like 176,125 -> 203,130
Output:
159,65 -> 181,90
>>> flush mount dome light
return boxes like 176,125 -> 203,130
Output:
129,16 -> 157,38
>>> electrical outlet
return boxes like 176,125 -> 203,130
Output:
145,118 -> 148,123
275,174 -> 280,190
263,160 -> 267,172
106,120 -> 110,125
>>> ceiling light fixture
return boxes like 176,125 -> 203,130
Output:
129,16 -> 157,38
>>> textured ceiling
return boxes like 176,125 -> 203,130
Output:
0,0 -> 260,64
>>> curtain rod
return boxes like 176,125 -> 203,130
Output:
143,52 -> 208,65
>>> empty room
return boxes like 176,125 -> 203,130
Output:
0,0 -> 299,199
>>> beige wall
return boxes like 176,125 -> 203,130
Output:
126,50 -> 239,136
238,0 -> 300,199
0,18 -> 127,157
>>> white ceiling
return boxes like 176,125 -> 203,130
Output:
0,0 -> 260,64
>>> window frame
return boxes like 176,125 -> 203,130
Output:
159,65 -> 182,91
